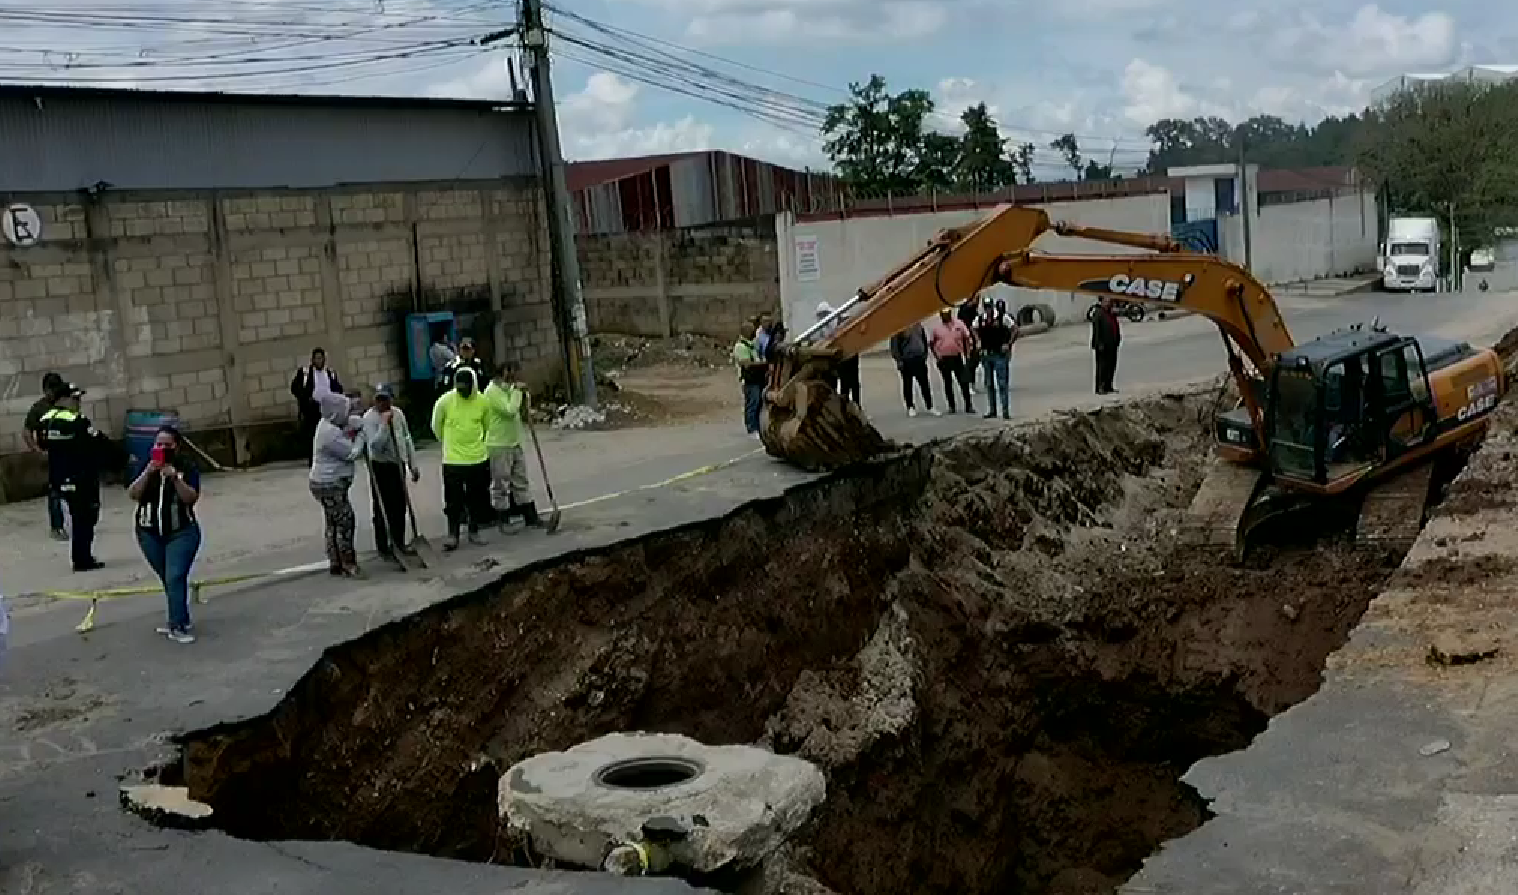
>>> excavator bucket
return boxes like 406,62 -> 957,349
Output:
760,348 -> 896,471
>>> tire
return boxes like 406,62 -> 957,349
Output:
1124,302 -> 1146,323
1085,303 -> 1101,323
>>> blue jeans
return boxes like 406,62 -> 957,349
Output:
47,491 -> 65,531
137,524 -> 202,630
982,353 -> 1011,415
742,381 -> 765,434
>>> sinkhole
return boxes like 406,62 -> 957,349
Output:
152,389 -> 1428,894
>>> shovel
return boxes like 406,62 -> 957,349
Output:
523,396 -> 562,534
363,448 -> 412,572
391,417 -> 437,567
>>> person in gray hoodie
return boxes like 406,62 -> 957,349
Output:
889,320 -> 938,417
308,393 -> 368,577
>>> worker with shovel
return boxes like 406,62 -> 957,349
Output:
361,383 -> 420,566
483,363 -> 543,532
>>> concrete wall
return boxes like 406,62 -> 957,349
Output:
1220,189 -> 1379,284
578,226 -> 780,339
775,194 -> 1173,337
0,180 -> 553,497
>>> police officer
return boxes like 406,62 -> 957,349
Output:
39,384 -> 108,571
442,337 -> 488,382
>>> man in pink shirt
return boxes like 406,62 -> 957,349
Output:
929,308 -> 976,414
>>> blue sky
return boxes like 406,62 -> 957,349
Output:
1,0 -> 1510,176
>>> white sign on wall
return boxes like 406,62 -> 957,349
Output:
794,234 -> 821,282
2,203 -> 42,247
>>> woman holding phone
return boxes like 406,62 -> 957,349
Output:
127,425 -> 202,644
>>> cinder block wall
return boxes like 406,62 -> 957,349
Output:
0,179 -> 555,499
577,227 -> 781,339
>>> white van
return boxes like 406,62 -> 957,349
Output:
1381,217 -> 1440,292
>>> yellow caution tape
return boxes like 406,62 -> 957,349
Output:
560,446 -> 764,512
38,445 -> 766,634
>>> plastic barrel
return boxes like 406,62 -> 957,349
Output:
124,409 -> 179,476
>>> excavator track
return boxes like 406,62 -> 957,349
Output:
1180,461 -> 1267,552
1355,462 -> 1435,551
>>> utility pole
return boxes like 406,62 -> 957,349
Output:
519,0 -> 597,407
1236,134 -> 1254,271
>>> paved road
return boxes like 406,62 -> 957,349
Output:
2,287 -> 1515,895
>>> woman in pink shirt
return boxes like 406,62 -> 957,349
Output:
929,308 -> 976,414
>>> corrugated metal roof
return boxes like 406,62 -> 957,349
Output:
0,81 -> 524,113
566,152 -> 705,191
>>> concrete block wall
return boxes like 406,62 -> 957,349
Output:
577,229 -> 781,339
0,178 -> 554,498
1220,189 -> 1379,284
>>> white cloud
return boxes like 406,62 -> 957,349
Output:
1258,4 -> 1459,78
1119,59 -> 1235,126
615,0 -> 952,45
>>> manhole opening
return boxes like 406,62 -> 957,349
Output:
593,756 -> 704,790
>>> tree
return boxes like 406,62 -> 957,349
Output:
1050,133 -> 1083,179
1083,159 -> 1114,181
1355,80 -> 1518,250
917,132 -> 960,192
956,102 -> 1017,190
1011,142 -> 1036,184
1140,113 -> 1368,174
820,74 -> 939,195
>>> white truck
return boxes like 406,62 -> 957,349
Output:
1380,216 -> 1440,292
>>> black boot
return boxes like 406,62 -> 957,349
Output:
442,523 -> 461,552
522,501 -> 542,527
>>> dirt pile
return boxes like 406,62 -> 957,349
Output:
161,391 -> 1405,894
594,333 -> 733,375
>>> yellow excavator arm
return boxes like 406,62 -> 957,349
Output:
763,203 -> 1296,470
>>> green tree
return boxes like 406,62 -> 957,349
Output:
1083,159 -> 1114,180
1355,80 -> 1518,250
956,102 -> 1017,190
1049,133 -> 1083,179
917,132 -> 960,192
821,73 -> 939,194
1011,142 -> 1036,184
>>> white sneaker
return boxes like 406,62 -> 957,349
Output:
907,407 -> 918,418
929,408 -> 943,417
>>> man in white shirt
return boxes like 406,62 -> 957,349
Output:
291,348 -> 345,466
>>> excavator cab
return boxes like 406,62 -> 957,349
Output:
1259,329 -> 1441,492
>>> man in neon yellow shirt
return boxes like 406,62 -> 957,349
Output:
430,366 -> 491,550
484,362 -> 542,532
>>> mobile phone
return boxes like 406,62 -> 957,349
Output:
150,445 -> 167,466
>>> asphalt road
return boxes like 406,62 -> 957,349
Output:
3,287 -> 1515,895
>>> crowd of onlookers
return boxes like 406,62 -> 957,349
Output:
732,293 -> 1127,433
6,337 -> 545,649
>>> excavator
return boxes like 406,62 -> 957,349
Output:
763,204 -> 1506,557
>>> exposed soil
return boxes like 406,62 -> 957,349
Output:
164,391 -> 1407,895
594,333 -> 733,374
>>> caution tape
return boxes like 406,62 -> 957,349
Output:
21,444 -> 767,635
558,446 -> 765,511
18,560 -> 329,634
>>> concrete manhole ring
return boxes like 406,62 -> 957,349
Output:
499,732 -> 826,873
593,755 -> 706,790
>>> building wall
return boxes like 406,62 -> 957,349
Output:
577,224 -> 780,339
775,194 -> 1174,336
0,179 -> 554,499
1219,189 -> 1379,284
0,88 -> 535,192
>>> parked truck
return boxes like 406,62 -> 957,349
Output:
1380,216 -> 1441,292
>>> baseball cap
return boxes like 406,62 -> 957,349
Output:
373,382 -> 394,399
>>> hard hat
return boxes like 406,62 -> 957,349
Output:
815,301 -> 833,317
